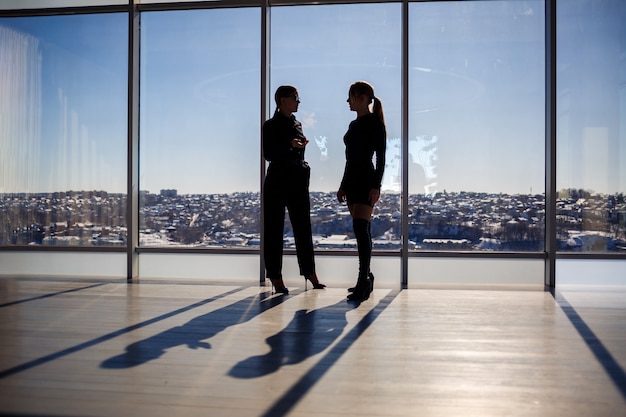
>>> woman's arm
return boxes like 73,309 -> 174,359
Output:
262,118 -> 291,162
373,121 -> 387,189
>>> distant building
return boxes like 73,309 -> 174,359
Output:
160,189 -> 178,198
317,235 -> 356,249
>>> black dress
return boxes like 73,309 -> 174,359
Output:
340,113 -> 386,205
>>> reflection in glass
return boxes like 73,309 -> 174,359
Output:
408,1 -> 546,252
138,9 -> 261,247
557,0 -> 626,253
270,3 -> 401,250
0,14 -> 128,246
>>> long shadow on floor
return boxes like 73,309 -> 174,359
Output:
228,299 -> 360,379
0,286 -> 250,379
0,281 -> 108,308
101,290 -> 294,369
258,290 -> 400,417
553,290 -> 626,400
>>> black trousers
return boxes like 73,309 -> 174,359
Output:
263,162 -> 315,279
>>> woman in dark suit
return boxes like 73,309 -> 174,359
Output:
263,85 -> 326,294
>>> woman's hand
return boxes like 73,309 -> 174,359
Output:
337,189 -> 347,203
291,138 -> 308,148
369,188 -> 380,206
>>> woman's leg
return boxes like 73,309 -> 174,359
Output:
349,203 -> 374,221
287,186 -> 315,277
263,181 -> 286,283
347,203 -> 374,300
349,203 -> 374,279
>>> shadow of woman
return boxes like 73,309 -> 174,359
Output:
101,291 -> 288,369
228,300 -> 359,379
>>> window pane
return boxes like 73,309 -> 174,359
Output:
408,1 -> 545,252
139,8 -> 260,248
0,14 -> 128,246
557,0 -> 626,254
270,3 -> 401,251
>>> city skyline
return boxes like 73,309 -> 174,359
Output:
3,188 -> 624,253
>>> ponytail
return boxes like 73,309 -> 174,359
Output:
372,96 -> 385,125
349,80 -> 385,125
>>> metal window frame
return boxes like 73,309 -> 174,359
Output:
1,0 -> 625,288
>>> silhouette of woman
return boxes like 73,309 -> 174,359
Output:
263,85 -> 326,294
337,81 -> 386,301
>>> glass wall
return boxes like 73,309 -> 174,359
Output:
0,13 -> 128,246
270,3 -> 402,251
138,8 -> 261,248
408,0 -> 545,252
1,0 -> 625,283
556,0 -> 626,254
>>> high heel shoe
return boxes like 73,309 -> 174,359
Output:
268,277 -> 289,294
348,272 -> 374,292
304,273 -> 326,291
347,275 -> 373,301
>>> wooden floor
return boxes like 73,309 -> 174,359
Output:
0,277 -> 625,417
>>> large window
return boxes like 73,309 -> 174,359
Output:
408,0 -> 546,252
0,13 -> 128,246
556,0 -> 626,253
138,8 -> 261,248
1,0 -> 624,283
270,3 -> 402,251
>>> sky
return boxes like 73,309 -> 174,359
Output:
1,0 -> 624,196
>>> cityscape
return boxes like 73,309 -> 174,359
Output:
2,189 -> 625,252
